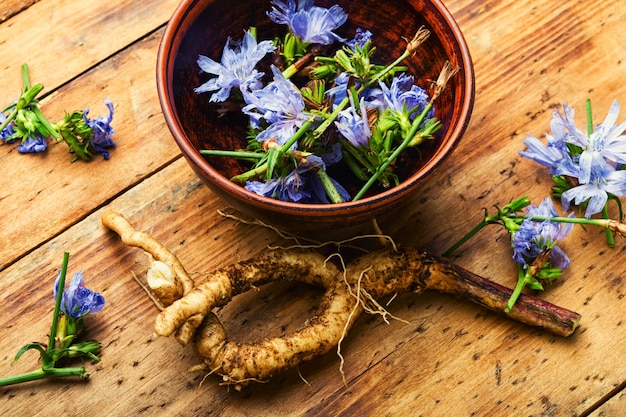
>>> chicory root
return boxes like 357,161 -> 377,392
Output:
101,211 -> 581,389
101,211 -> 194,301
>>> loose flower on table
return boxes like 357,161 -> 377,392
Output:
446,98 -> 626,312
0,253 -> 105,387
520,99 -> 626,219
0,64 -> 116,161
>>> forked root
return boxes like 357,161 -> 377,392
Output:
101,211 -> 194,299
101,211 -> 581,389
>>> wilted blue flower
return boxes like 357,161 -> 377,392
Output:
346,28 -> 372,51
84,99 -> 115,159
1,108 -> 48,152
319,141 -> 343,166
0,113 -> 16,143
17,133 -> 47,153
195,30 -> 276,102
242,65 -> 310,147
54,271 -> 105,319
268,0 -> 348,45
554,100 -> 626,183
245,153 -> 349,203
246,174 -> 309,202
511,198 -> 573,268
335,98 -> 371,147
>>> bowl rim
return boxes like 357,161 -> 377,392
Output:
156,0 -> 475,219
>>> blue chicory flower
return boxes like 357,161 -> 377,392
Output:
554,100 -> 626,183
511,198 -> 573,269
54,271 -> 105,319
268,0 -> 348,45
242,65 -> 310,147
0,112 -> 16,143
346,28 -> 373,50
245,152 -> 349,203
560,164 -> 626,217
84,99 -> 116,159
520,101 -> 626,217
195,30 -> 276,102
335,97 -> 371,147
16,133 -> 47,153
368,74 -> 432,119
519,121 -> 579,178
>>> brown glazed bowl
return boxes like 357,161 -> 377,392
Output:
157,0 -> 474,233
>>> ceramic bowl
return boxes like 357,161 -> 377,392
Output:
157,0 -> 474,233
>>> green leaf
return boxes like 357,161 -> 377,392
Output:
13,343 -> 50,365
265,148 -> 281,181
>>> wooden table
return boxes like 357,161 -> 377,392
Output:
1,1 -> 624,415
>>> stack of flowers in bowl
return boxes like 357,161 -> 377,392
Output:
157,0 -> 474,231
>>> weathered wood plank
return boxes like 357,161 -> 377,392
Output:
0,158 -> 623,416
0,29 -> 181,271
0,0 -> 179,95
0,0 -> 38,23
1,0 -> 626,415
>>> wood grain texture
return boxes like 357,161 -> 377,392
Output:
1,0 -> 625,415
0,29 -> 180,271
0,0 -> 38,23
0,0 -> 180,95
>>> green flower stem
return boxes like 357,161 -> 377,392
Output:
49,252 -> 70,355
230,162 -> 271,184
505,266 -> 531,313
601,205 -> 615,247
313,95 -> 350,139
352,100 -> 433,201
586,98 -> 593,136
444,210 -> 620,258
314,168 -> 344,203
313,38 -> 419,140
230,117 -> 316,183
282,63 -> 300,80
32,106 -> 61,140
525,215 -> 610,227
0,367 -> 89,387
371,49 -> 411,85
0,108 -> 17,132
442,218 -> 490,257
200,150 -> 264,160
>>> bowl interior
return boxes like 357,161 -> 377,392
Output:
158,0 -> 474,229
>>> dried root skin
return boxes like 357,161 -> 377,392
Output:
101,213 -> 581,388
345,246 -> 430,298
196,279 -> 359,386
156,249 -> 340,339
425,257 -> 581,337
155,270 -> 232,338
101,210 -> 194,298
